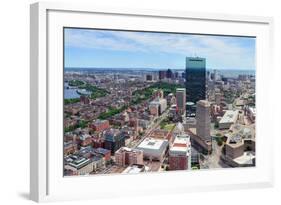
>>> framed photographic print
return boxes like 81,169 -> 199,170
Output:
30,2 -> 274,202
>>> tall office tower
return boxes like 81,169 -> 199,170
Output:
153,72 -> 159,81
166,69 -> 173,79
181,72 -> 186,79
159,70 -> 167,80
196,100 -> 211,140
213,69 -> 219,81
207,80 -> 214,98
176,88 -> 186,115
185,57 -> 207,104
174,72 -> 179,79
207,71 -> 211,81
146,74 -> 153,81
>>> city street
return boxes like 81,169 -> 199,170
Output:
132,108 -> 170,148
200,138 -> 230,169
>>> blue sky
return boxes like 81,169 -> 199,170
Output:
64,28 -> 256,70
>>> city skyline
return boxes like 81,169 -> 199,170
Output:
63,27 -> 256,176
64,28 -> 256,70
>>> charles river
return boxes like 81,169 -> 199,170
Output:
64,82 -> 91,99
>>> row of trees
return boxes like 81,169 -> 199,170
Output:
68,79 -> 85,87
98,106 -> 128,120
64,98 -> 80,105
132,82 -> 182,105
78,83 -> 109,100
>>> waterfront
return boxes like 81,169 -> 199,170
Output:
64,82 -> 91,99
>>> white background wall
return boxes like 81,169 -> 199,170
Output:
0,0 -> 280,204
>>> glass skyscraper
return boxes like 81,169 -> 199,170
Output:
185,57 -> 207,115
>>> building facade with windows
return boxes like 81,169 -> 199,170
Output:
115,147 -> 143,167
185,57 -> 207,105
176,88 -> 186,115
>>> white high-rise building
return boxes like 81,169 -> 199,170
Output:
214,69 -> 220,81
176,88 -> 186,115
196,100 -> 211,140
150,98 -> 167,114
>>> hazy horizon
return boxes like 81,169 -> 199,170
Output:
64,67 -> 255,71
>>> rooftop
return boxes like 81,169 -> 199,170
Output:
137,138 -> 168,151
233,151 -> 255,165
173,134 -> 190,145
116,147 -> 143,154
67,157 -> 91,169
225,124 -> 255,147
104,129 -> 123,141
230,124 -> 255,139
197,100 -> 210,107
150,98 -> 167,104
138,138 -> 164,150
176,88 -> 186,92
93,119 -> 108,124
170,135 -> 191,155
122,164 -> 145,174
95,147 -> 111,155
219,110 -> 239,124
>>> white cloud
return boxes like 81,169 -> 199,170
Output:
65,28 -> 255,69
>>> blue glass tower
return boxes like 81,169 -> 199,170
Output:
185,57 -> 207,111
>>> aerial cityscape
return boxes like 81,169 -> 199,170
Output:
63,28 -> 256,176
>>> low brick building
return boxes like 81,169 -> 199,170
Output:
115,147 -> 143,167
90,119 -> 110,132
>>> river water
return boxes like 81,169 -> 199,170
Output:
64,82 -> 91,99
